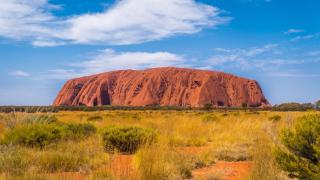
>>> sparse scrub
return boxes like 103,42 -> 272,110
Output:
275,115 -> 320,179
90,171 -> 114,180
2,123 -> 65,148
0,146 -> 32,175
36,150 -> 88,173
0,113 -> 57,129
0,138 -> 109,178
202,114 -> 220,123
0,110 -> 316,179
2,122 -> 96,148
87,115 -> 103,122
102,126 -> 157,153
214,144 -> 251,162
247,136 -> 283,180
64,123 -> 97,140
191,151 -> 216,169
269,115 -> 282,122
135,143 -> 194,180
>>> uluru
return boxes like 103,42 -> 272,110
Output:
53,67 -> 269,107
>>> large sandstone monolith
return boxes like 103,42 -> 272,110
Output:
53,67 -> 269,107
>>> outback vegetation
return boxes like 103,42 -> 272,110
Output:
0,109 -> 319,179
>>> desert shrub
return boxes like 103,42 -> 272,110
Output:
0,146 -> 32,175
2,123 -> 96,148
178,164 -> 193,179
64,123 -> 96,140
275,114 -> 320,179
214,144 -> 251,162
2,124 -> 64,148
87,115 -> 103,122
191,152 -> 216,169
269,115 -> 282,122
202,114 -> 220,123
102,126 -> 157,153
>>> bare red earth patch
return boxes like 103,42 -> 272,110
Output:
192,161 -> 253,180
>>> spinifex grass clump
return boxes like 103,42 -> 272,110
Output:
268,115 -> 282,122
275,114 -> 320,179
102,126 -> 157,153
201,114 -> 220,123
0,114 -> 57,129
2,123 -> 96,148
87,115 -> 103,122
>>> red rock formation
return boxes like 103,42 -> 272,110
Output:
53,67 -> 269,107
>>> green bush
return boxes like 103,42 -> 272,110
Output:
2,124 -> 64,148
2,123 -> 96,148
102,126 -> 157,153
275,115 -> 320,179
64,123 -> 96,140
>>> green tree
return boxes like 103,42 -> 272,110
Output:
275,115 -> 320,179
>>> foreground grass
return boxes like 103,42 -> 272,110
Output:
0,110 -> 318,179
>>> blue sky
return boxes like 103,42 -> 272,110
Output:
0,0 -> 319,105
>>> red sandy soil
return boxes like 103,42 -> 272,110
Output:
192,161 -> 253,180
107,154 -> 137,178
44,147 -> 252,180
107,147 -> 253,180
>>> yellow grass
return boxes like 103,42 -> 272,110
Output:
0,110 -> 318,179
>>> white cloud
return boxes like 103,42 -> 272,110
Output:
284,29 -> 304,35
0,0 -> 230,46
9,70 -> 31,77
267,71 -> 320,77
45,49 -> 187,79
291,33 -> 320,42
209,44 -> 304,70
0,0 -> 57,40
307,50 -> 320,57
32,38 -> 65,47
63,0 -> 230,45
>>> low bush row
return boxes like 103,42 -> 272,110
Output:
1,114 -> 157,154
1,123 -> 96,148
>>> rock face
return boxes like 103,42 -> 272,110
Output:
53,67 -> 269,107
